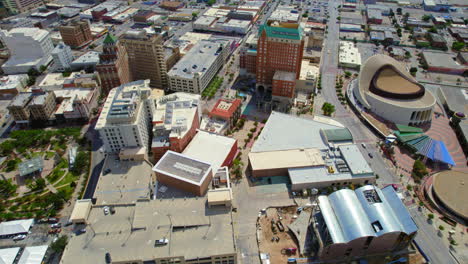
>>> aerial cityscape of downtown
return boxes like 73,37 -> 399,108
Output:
0,0 -> 466,263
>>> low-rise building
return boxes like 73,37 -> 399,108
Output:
60,197 -> 237,264
427,33 -> 447,48
168,39 -> 231,94
159,1 -> 184,11
248,112 -> 375,188
151,93 -> 201,161
314,186 -> 417,261
423,0 -> 450,12
153,150 -> 213,196
70,51 -> 100,71
18,157 -> 43,178
0,27 -> 53,74
339,41 -> 361,69
0,219 -> 34,238
422,50 -> 467,75
96,80 -> 153,153
208,98 -> 242,130
54,88 -> 97,122
0,74 -> 28,99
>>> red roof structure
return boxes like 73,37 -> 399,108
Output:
209,99 -> 242,119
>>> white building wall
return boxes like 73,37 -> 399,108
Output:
51,42 -> 73,72
0,28 -> 54,74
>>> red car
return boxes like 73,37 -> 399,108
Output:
48,228 -> 61,234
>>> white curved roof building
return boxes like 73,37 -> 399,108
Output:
315,185 -> 418,260
353,54 -> 436,126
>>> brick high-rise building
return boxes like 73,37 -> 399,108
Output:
59,20 -> 92,48
256,22 -> 304,102
96,33 -> 131,95
121,30 -> 180,89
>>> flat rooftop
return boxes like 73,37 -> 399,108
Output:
251,111 -> 343,153
93,158 -> 153,205
423,51 -> 465,69
273,70 -> 296,82
339,145 -> 373,175
249,148 -> 325,172
153,151 -> 212,186
168,39 -> 230,79
61,198 -> 235,263
433,170 -> 468,219
182,130 -> 236,172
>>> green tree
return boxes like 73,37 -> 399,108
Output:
396,8 -> 402,15
51,235 -> 68,253
452,41 -> 465,51
302,13 -> 308,18
207,0 -> 215,6
192,12 -> 198,20
0,179 -> 17,198
27,68 -> 40,77
428,26 -> 437,33
409,67 -> 417,76
422,14 -> 431,22
344,71 -> 352,78
27,178 -> 46,191
39,65 -> 47,73
321,102 -> 335,116
412,159 -> 428,180
71,151 -> 89,176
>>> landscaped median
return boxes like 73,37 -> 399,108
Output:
202,77 -> 224,100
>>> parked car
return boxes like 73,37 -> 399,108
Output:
105,252 -> 112,263
368,153 -> 373,158
103,206 -> 110,215
155,238 -> 169,246
76,229 -> 86,235
48,228 -> 61,234
48,218 -> 59,223
64,221 -> 73,227
51,223 -> 62,229
103,169 -> 111,175
13,234 -> 26,241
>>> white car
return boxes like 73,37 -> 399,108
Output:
13,234 -> 26,241
155,238 -> 169,246
103,206 -> 110,215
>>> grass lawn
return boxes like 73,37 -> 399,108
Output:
46,169 -> 65,184
54,172 -> 78,187
45,151 -> 55,159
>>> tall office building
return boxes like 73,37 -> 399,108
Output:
96,33 -> 131,95
120,30 -> 180,89
51,42 -> 73,72
1,0 -> 43,14
59,20 -> 92,48
256,22 -> 304,102
95,80 -> 153,153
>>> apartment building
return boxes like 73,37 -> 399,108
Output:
59,19 -> 92,48
168,39 -> 231,94
28,91 -> 56,122
121,30 -> 180,89
96,33 -> 131,94
0,27 -> 54,74
95,80 -> 153,153
0,74 -> 28,99
256,22 -> 304,102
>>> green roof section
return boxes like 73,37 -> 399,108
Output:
103,32 -> 118,44
259,24 -> 302,40
395,124 -> 423,133
321,128 -> 353,142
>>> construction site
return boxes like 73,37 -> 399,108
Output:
257,206 -> 309,263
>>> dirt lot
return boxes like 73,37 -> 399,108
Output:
258,207 -> 300,263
